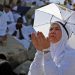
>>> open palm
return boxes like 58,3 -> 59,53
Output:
31,32 -> 50,51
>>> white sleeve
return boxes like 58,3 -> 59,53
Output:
28,51 -> 44,75
28,48 -> 75,75
44,50 -> 75,75
44,51 -> 59,75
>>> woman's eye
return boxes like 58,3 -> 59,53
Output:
50,27 -> 61,31
50,28 -> 53,31
56,28 -> 61,30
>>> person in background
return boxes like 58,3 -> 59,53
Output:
12,0 -> 27,24
64,0 -> 72,9
0,6 -> 8,46
3,4 -> 14,25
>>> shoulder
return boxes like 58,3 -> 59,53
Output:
64,48 -> 75,62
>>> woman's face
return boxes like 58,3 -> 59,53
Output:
49,23 -> 62,43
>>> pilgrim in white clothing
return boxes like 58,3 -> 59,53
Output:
28,21 -> 75,75
3,5 -> 14,25
0,11 -> 7,44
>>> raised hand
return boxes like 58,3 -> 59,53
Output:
31,32 -> 50,51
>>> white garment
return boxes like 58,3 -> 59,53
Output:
4,11 -> 14,24
28,47 -> 75,75
0,13 -> 7,36
28,22 -> 75,75
13,12 -> 21,22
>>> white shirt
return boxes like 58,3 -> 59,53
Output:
28,47 -> 75,75
28,21 -> 75,75
4,11 -> 14,24
13,12 -> 21,22
0,13 -> 7,36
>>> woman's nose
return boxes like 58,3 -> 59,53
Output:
49,29 -> 56,35
51,29 -> 56,33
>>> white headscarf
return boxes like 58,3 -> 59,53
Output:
50,21 -> 72,66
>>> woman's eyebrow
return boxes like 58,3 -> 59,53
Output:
50,26 -> 60,29
55,27 -> 61,29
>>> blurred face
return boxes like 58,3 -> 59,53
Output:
49,23 -> 62,43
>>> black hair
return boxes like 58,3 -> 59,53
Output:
32,1 -> 36,5
17,17 -> 23,23
4,4 -> 11,9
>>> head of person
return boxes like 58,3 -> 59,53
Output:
16,17 -> 23,29
3,5 -> 11,13
48,21 -> 72,63
48,21 -> 71,44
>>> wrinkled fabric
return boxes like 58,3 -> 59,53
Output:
28,22 -> 75,75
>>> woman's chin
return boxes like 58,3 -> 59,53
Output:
50,39 -> 58,44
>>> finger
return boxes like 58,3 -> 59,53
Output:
31,33 -> 36,40
37,32 -> 46,49
46,37 -> 50,42
31,33 -> 38,44
37,32 -> 42,43
39,32 -> 46,40
37,32 -> 44,42
36,32 -> 45,45
46,37 -> 50,45
37,32 -> 45,38
46,37 -> 50,47
36,32 -> 44,49
31,32 -> 43,50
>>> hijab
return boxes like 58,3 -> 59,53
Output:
49,21 -> 72,66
